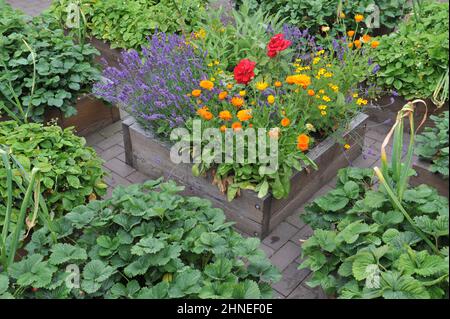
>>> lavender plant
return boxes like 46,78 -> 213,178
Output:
94,32 -> 207,137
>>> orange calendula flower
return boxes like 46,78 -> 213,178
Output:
286,74 -> 311,88
347,30 -> 355,37
199,80 -> 214,90
297,134 -> 310,151
371,40 -> 380,49
355,14 -> 364,23
192,89 -> 201,97
231,96 -> 244,108
237,109 -> 252,122
218,91 -> 228,100
231,122 -> 242,131
308,89 -> 315,96
267,95 -> 275,104
226,83 -> 233,90
274,81 -> 282,88
344,144 -> 351,150
219,110 -> 232,121
362,34 -> 371,43
197,107 -> 213,120
354,40 -> 362,48
348,42 -> 354,48
281,118 -> 290,127
220,125 -> 227,132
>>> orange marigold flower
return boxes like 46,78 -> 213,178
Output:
197,107 -> 213,120
347,30 -> 355,37
192,89 -> 201,97
236,109 -> 252,122
286,74 -> 311,88
348,42 -> 354,48
219,110 -> 232,121
267,95 -> 275,104
200,80 -> 214,90
231,96 -> 244,108
218,91 -> 228,100
308,89 -> 315,96
354,39 -> 362,48
371,40 -> 380,49
232,122 -> 242,131
220,125 -> 227,132
362,34 -> 371,43
297,134 -> 310,151
274,81 -> 282,87
355,14 -> 364,23
281,118 -> 290,127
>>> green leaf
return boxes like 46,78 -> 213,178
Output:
352,252 -> 377,281
380,271 -> 430,299
49,243 -> 87,265
131,237 -> 165,256
81,260 -> 115,294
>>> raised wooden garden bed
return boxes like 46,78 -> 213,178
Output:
410,159 -> 449,198
367,95 -> 449,133
45,95 -> 120,136
88,37 -> 122,68
122,113 -> 369,238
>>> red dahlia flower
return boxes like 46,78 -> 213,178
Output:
267,33 -> 292,58
233,59 -> 256,85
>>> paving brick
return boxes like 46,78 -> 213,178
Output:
104,171 -> 131,188
349,153 -> 379,168
126,171 -> 150,184
262,222 -> 298,250
116,152 -> 126,162
259,243 -> 275,258
85,133 -> 106,148
104,158 -> 135,178
98,121 -> 123,138
100,145 -> 125,161
97,132 -> 124,150
285,212 -> 306,230
272,262 -> 310,297
290,225 -> 314,247
269,241 -> 300,272
287,284 -> 327,299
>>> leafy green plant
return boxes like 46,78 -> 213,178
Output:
50,0 -> 206,50
371,1 -> 449,101
0,6 -> 100,121
299,102 -> 449,299
3,179 -> 281,299
415,111 -> 449,178
0,121 -> 107,221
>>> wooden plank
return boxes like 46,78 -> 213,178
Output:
410,160 -> 449,198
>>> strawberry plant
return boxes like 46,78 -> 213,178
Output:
299,102 -> 449,299
415,111 -> 449,178
0,121 -> 107,223
3,179 -> 280,299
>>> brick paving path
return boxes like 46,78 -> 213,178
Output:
6,0 -> 415,300
84,118 -> 399,299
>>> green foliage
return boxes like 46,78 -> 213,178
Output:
237,0 -> 411,34
372,1 -> 449,100
4,180 -> 280,299
0,6 -> 100,121
415,111 -> 449,178
0,121 -> 107,223
299,167 -> 449,299
49,0 -> 206,49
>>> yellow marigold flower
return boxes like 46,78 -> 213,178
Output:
214,60 -> 220,65
194,28 -> 206,39
220,125 -> 227,132
200,80 -> 214,90
256,81 -> 269,91
329,84 -> 339,92
318,68 -> 326,76
319,89 -> 325,94
353,93 -> 359,98
192,89 -> 201,97
237,109 -> 252,122
316,50 -> 325,56
226,83 -> 233,90
356,98 -> 368,106
318,104 -> 328,110
324,72 -> 333,78
313,57 -> 321,65
274,81 -> 282,88
355,14 -> 364,23
207,63 -> 213,67
218,91 -> 228,100
267,95 -> 275,104
321,110 -> 327,116
210,77 -> 216,82
371,40 -> 380,49
362,34 -> 371,43
239,90 -> 246,97
306,123 -> 316,132
286,74 -> 311,88
219,110 -> 232,121
344,143 -> 351,150
322,95 -> 331,102
281,118 -> 291,127
231,96 -> 244,108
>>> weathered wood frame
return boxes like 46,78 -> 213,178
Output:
122,113 -> 369,238
410,159 -> 449,198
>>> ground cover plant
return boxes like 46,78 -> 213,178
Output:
0,4 -> 100,122
371,0 -> 449,101
49,0 -> 206,50
1,179 -> 281,299
298,102 -> 449,299
415,111 -> 449,178
0,121 -> 107,225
